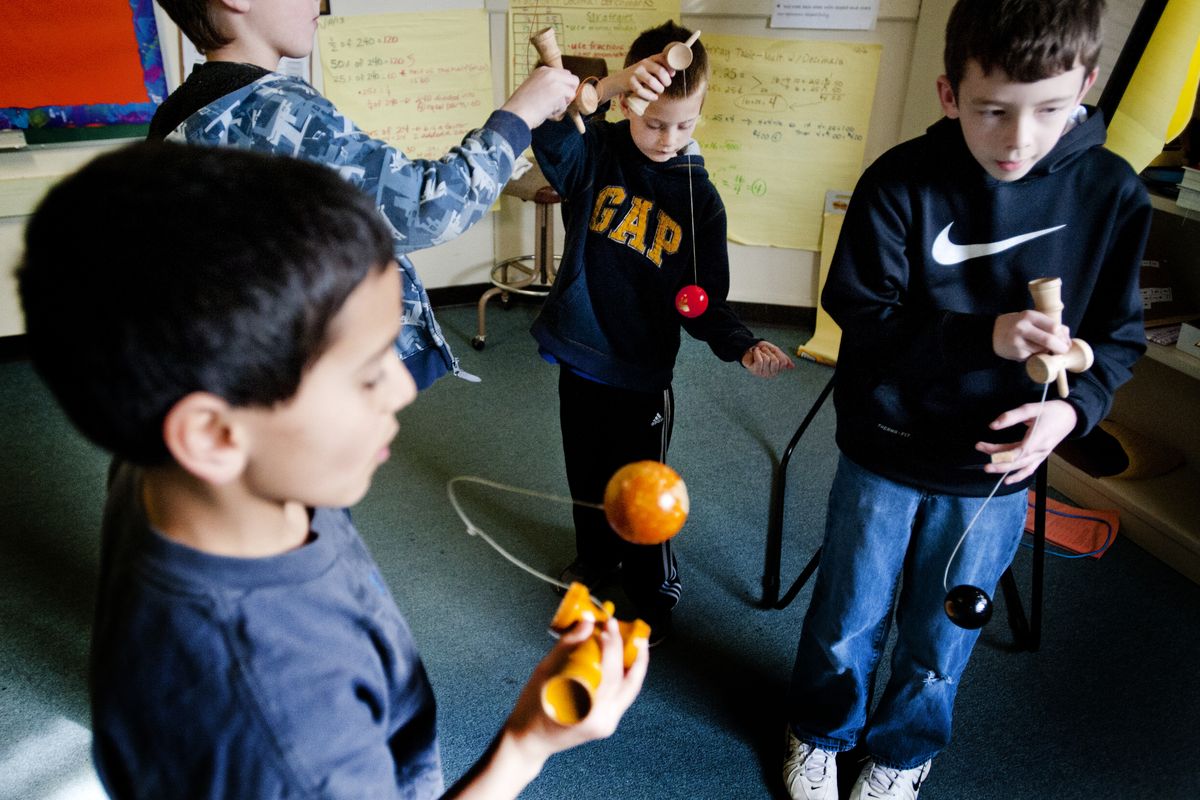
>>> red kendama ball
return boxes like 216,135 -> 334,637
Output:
603,461 -> 689,545
675,285 -> 708,318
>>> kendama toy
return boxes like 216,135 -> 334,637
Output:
625,30 -> 702,116
529,26 -> 595,133
542,582 -> 650,725
949,278 -> 1093,629
1026,277 -> 1093,398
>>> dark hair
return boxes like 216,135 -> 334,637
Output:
625,20 -> 709,99
944,0 -> 1105,94
155,0 -> 230,53
17,142 -> 394,465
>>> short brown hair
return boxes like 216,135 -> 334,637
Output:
944,0 -> 1104,94
625,20 -> 708,99
155,0 -> 230,53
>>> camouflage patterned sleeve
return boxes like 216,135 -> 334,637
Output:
184,75 -> 530,256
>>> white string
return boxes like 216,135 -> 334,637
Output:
682,67 -> 699,286
942,381 -> 1051,592
446,476 -> 605,602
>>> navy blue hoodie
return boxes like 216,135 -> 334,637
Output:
531,117 -> 758,391
824,110 -> 1151,495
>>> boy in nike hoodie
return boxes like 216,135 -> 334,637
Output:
530,21 -> 793,641
783,2 -> 1151,799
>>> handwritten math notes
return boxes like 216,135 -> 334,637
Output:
507,0 -> 681,97
699,36 -> 880,250
318,10 -> 492,160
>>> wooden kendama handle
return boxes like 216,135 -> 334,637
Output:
625,31 -> 701,117
1027,277 -> 1076,398
529,26 -> 586,134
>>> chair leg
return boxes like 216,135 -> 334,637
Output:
472,286 -> 506,350
763,374 -> 835,609
1000,459 -> 1047,651
535,201 -> 555,286
1030,460 -> 1047,651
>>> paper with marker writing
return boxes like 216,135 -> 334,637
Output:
698,35 -> 880,251
507,0 -> 681,101
770,1 -> 880,31
317,10 -> 491,160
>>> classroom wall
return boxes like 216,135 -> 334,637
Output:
0,0 -> 979,337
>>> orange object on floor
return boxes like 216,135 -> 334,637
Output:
1026,493 -> 1119,558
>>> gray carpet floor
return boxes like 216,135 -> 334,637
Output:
2,301 -> 1197,799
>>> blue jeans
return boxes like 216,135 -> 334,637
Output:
787,455 -> 1026,769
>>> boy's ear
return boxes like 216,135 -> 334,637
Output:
936,75 -> 959,118
1078,67 -> 1099,101
162,392 -> 248,485
216,0 -> 251,12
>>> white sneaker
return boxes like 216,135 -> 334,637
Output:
849,759 -> 931,800
783,730 -> 838,800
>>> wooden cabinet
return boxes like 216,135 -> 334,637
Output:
1049,195 -> 1200,585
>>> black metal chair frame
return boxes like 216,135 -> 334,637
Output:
761,373 -> 1046,652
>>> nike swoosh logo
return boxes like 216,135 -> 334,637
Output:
931,222 -> 1065,265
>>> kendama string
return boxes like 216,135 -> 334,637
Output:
941,381 -> 1050,592
447,476 -> 605,602
682,67 -> 699,287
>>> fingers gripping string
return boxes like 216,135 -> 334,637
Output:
942,382 -> 1050,592
446,476 -> 605,602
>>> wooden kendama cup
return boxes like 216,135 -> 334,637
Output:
1026,277 -> 1092,398
624,30 -> 702,116
541,583 -> 650,725
529,26 -> 588,133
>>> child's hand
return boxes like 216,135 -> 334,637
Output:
443,617 -> 647,799
977,399 -> 1077,483
993,310 -> 1070,362
503,66 -> 581,129
741,341 -> 795,378
602,55 -> 675,106
504,616 -> 648,762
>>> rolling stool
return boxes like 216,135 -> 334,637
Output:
471,53 -> 607,351
471,163 -> 560,350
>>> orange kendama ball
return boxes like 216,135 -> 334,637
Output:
603,461 -> 689,544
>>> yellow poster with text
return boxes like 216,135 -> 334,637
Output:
699,36 -> 880,250
508,0 -> 681,96
318,10 -> 492,160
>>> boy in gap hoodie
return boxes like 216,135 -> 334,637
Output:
531,20 -> 793,643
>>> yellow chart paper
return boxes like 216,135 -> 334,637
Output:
507,0 -> 681,96
318,10 -> 492,160
699,36 -> 880,251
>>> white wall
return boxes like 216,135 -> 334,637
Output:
0,0 -> 926,337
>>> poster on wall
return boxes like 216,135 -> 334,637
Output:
317,10 -> 493,160
0,0 -> 167,139
698,35 -> 881,250
507,0 -> 682,97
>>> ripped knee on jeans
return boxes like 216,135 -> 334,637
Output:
922,670 -> 954,685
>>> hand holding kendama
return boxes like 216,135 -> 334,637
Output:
624,30 -> 702,117
1025,277 -> 1093,399
540,461 -> 688,725
529,26 -> 592,134
541,583 -> 650,725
